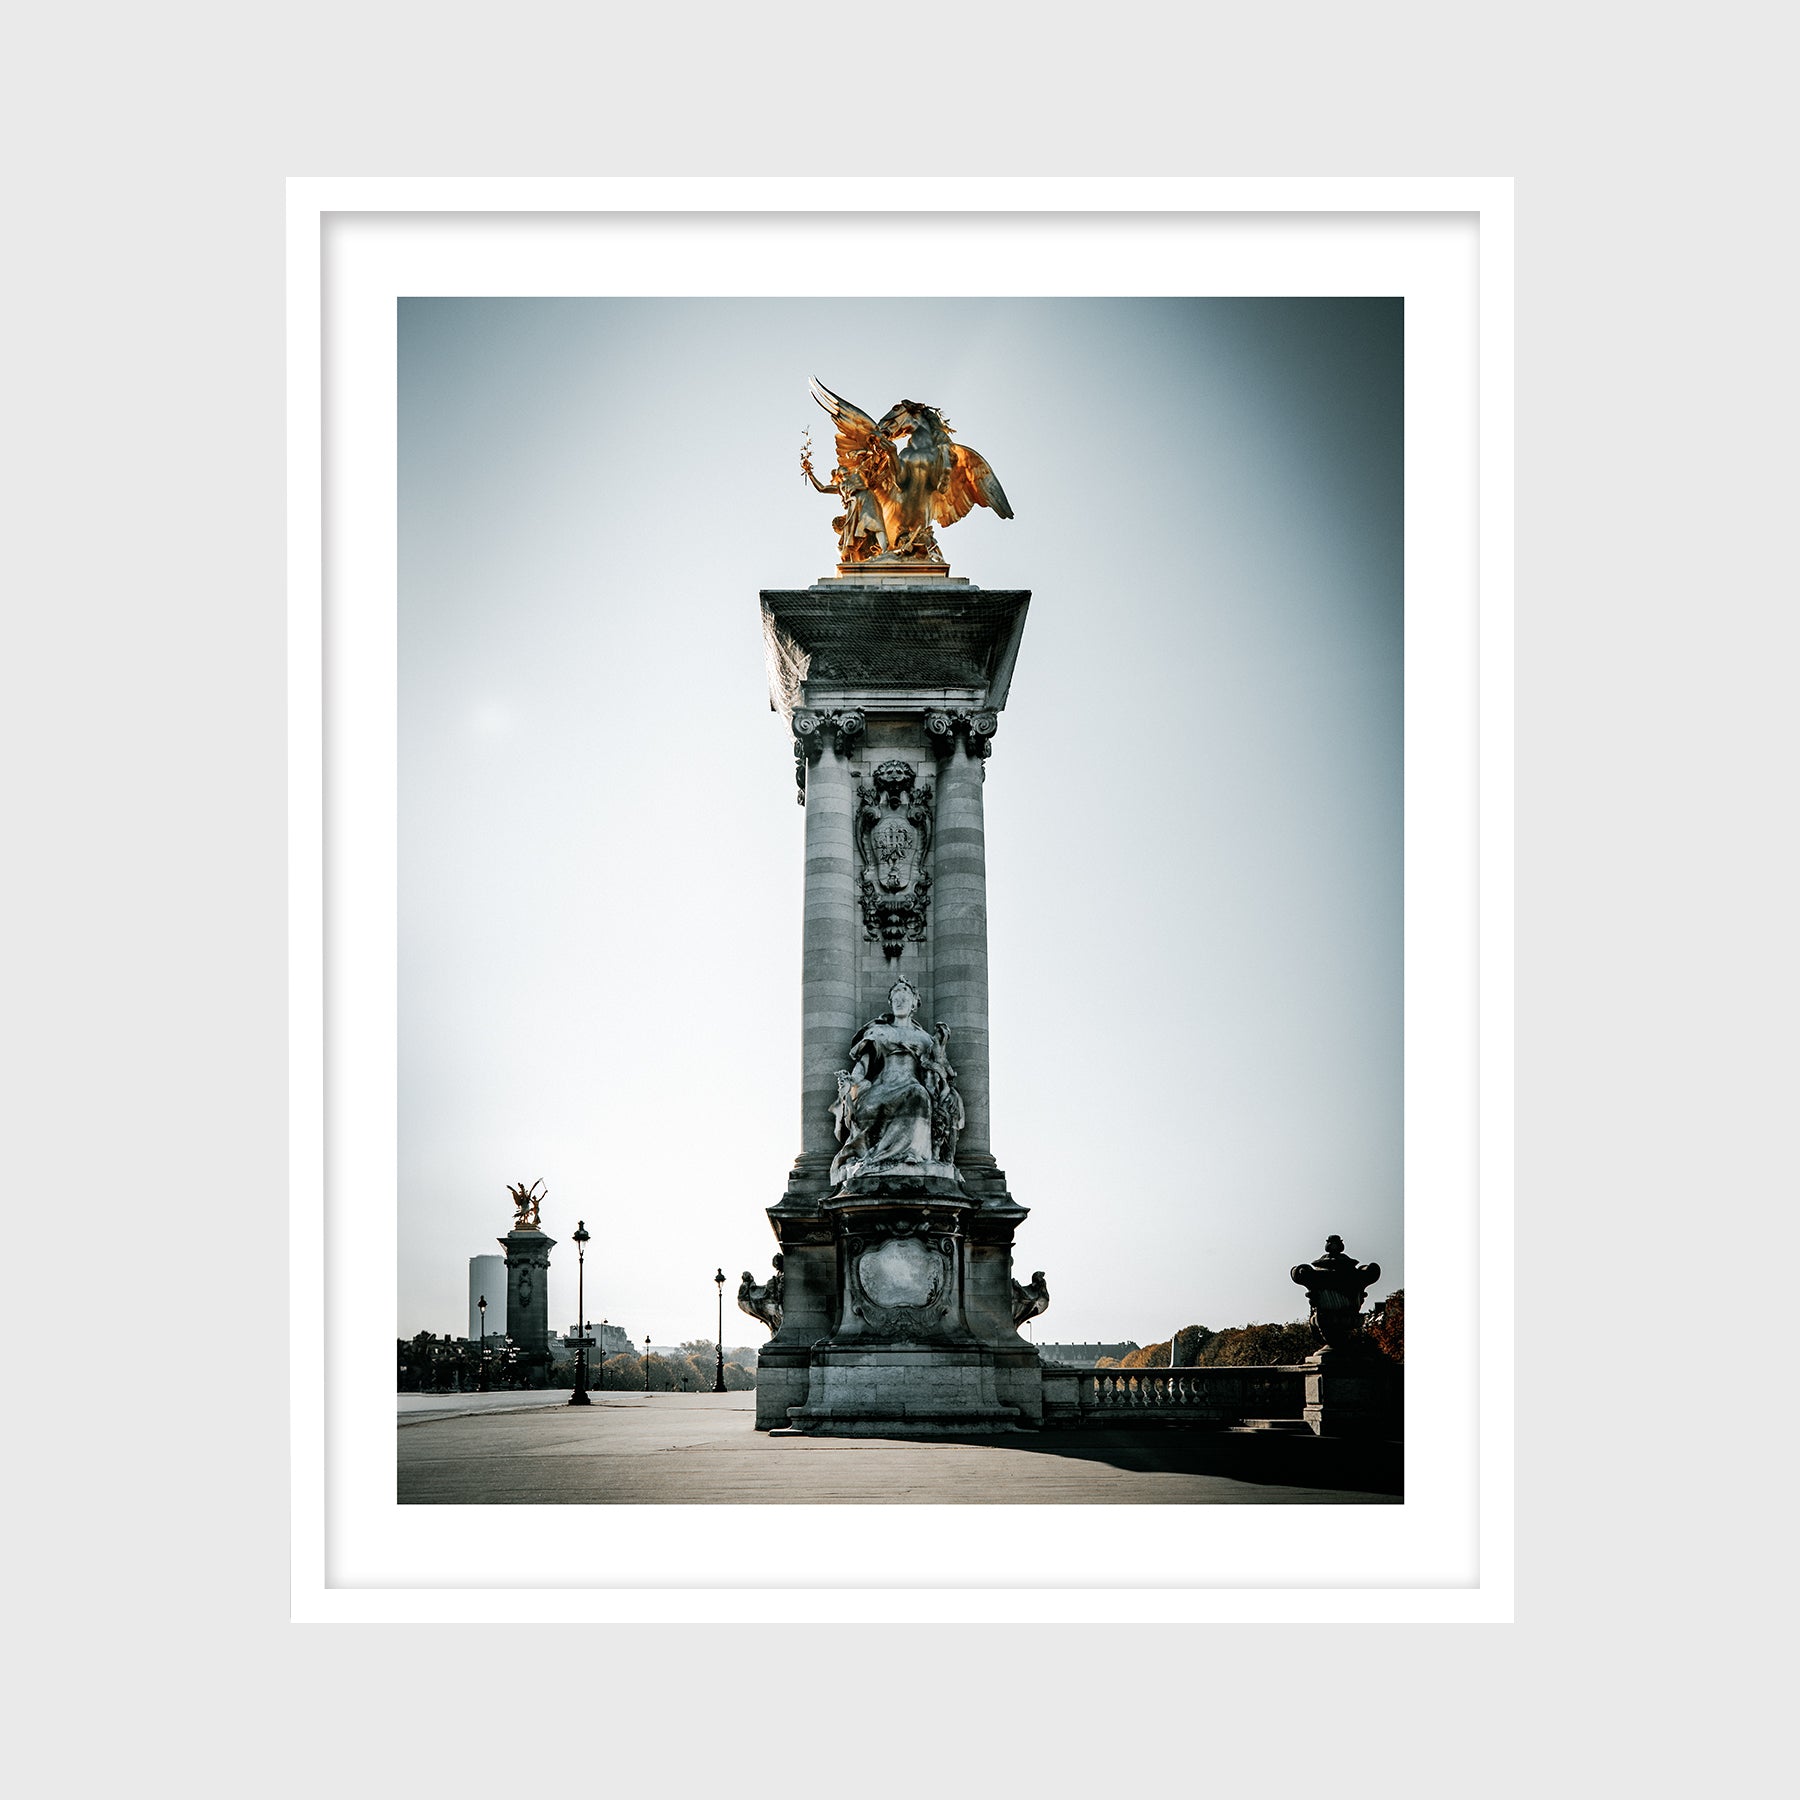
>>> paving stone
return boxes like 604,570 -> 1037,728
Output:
396,1392 -> 1401,1505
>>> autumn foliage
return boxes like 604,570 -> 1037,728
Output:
1365,1289 -> 1404,1364
1096,1294 -> 1404,1370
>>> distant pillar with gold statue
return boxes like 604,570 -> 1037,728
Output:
499,1179 -> 555,1387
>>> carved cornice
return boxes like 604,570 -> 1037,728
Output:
924,708 -> 999,761
770,1216 -> 836,1247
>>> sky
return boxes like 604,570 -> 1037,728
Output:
398,297 -> 1402,1349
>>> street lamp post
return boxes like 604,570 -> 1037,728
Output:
644,1333 -> 652,1393
569,1220 -> 592,1406
713,1269 -> 728,1393
477,1294 -> 489,1391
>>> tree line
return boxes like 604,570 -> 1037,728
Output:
1094,1291 -> 1404,1369
595,1340 -> 757,1392
397,1333 -> 761,1392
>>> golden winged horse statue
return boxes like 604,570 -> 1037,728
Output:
803,378 -> 1013,566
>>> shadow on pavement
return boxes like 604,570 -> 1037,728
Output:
909,1427 -> 1403,1497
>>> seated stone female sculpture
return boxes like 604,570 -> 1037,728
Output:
830,976 -> 964,1185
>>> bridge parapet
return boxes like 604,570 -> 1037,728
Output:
1041,1365 -> 1310,1427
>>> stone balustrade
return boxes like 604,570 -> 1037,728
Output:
1041,1365 -> 1309,1427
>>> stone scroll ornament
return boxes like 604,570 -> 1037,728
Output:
790,707 -> 865,802
802,381 -> 1013,566
854,759 -> 934,958
1290,1235 -> 1382,1351
737,1255 -> 784,1336
830,976 -> 965,1186
925,709 -> 998,761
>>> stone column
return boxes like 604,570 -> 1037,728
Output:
930,711 -> 1002,1195
789,709 -> 863,1198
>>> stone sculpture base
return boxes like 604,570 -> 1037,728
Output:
759,1186 -> 1043,1437
831,560 -> 968,583
774,1348 -> 1025,1436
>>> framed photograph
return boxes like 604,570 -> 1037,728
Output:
289,177 -> 1512,1621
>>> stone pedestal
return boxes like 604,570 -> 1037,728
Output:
1302,1346 -> 1401,1439
499,1227 -> 555,1384
756,578 -> 1040,1434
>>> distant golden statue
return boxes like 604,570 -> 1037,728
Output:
506,1178 -> 545,1230
802,379 -> 1013,566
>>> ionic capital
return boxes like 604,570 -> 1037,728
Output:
791,708 -> 867,801
924,709 -> 998,761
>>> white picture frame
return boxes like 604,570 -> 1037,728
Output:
289,177 -> 1513,1622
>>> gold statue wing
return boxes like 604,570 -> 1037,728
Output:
933,440 -> 1014,526
810,378 -> 894,483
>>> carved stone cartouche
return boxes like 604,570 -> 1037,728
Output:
840,1209 -> 962,1339
854,758 -> 934,958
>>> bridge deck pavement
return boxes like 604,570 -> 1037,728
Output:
397,1391 -> 1401,1504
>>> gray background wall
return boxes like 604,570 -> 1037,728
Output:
6,2 -> 1786,1792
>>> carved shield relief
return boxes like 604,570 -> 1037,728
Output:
869,811 -> 923,896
